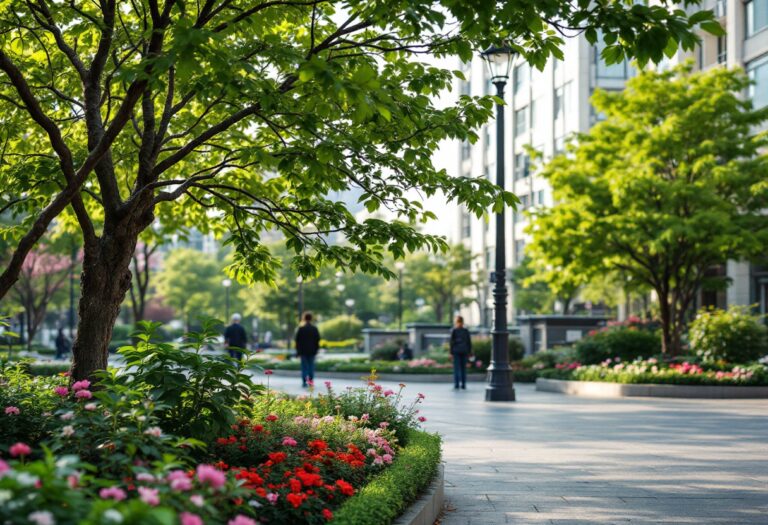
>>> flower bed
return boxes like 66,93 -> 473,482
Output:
539,358 -> 768,386
0,322 -> 439,525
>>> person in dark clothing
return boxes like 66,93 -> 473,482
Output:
449,315 -> 472,390
55,328 -> 71,360
295,312 -> 321,387
398,342 -> 414,361
224,313 -> 248,360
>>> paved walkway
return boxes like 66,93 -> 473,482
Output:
263,374 -> 768,524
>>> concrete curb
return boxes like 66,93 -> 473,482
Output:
393,463 -> 445,525
267,369 -> 486,383
536,378 -> 768,399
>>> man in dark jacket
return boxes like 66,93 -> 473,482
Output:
295,312 -> 321,387
224,313 -> 248,360
449,315 -> 472,390
55,328 -> 71,360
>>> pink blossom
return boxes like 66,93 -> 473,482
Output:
383,389 -> 395,397
9,442 -> 31,457
418,416 -> 427,422
0,459 -> 10,477
99,486 -> 127,501
417,393 -> 425,399
67,473 -> 80,488
84,403 -> 97,411
382,453 -> 393,463
266,492 -> 279,505
264,369 -> 273,375
228,516 -> 257,525
373,456 -> 384,465
324,381 -> 332,388
138,486 -> 160,506
27,511 -> 54,525
180,512 -> 204,525
135,473 -> 155,483
282,437 -> 297,447
361,413 -> 370,421
196,464 -> 226,489
143,426 -> 162,437
4,406 -> 20,416
71,380 -> 90,392
189,494 -> 205,507
60,412 -> 74,421
168,470 -> 193,491
379,422 -> 390,429
54,386 -> 69,397
74,390 -> 92,400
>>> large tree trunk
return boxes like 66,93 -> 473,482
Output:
71,206 -> 153,380
658,289 -> 672,356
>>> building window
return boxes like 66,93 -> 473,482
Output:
530,98 -> 538,130
715,0 -> 726,18
513,64 -> 529,95
536,190 -> 545,205
595,37 -> 628,79
460,210 -> 471,238
746,0 -> 768,38
515,194 -> 529,223
461,140 -> 471,160
717,35 -> 727,64
460,79 -> 471,97
748,55 -> 768,109
484,125 -> 491,151
554,135 -> 565,155
514,240 -> 526,264
554,86 -> 565,121
514,107 -> 528,136
485,247 -> 494,269
514,153 -> 529,180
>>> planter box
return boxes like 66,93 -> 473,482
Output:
536,378 -> 768,399
394,464 -> 444,525
269,369 -> 486,383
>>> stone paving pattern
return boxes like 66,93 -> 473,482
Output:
265,375 -> 768,524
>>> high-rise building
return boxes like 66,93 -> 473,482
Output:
452,1 -> 768,326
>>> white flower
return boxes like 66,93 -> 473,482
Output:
28,511 -> 55,525
136,415 -> 147,422
15,472 -> 39,487
248,499 -> 263,508
0,489 -> 12,504
61,425 -> 75,438
103,509 -> 123,523
143,426 -> 162,438
60,412 -> 74,421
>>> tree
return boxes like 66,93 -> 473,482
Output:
512,256 -> 557,314
128,239 -> 161,325
0,1 -> 720,379
407,245 -> 475,323
526,65 -> 768,356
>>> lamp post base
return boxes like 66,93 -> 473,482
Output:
485,367 -> 516,401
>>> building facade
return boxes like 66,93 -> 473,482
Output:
452,0 -> 768,326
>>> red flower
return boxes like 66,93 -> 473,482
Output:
286,492 -> 307,508
265,414 -> 278,422
322,509 -> 334,521
336,479 -> 355,497
289,478 -> 302,493
252,425 -> 264,432
268,452 -> 287,464
308,439 -> 328,451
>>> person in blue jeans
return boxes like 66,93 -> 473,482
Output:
449,315 -> 472,390
295,312 -> 320,387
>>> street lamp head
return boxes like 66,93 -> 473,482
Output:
394,261 -> 406,271
480,44 -> 515,83
222,278 -> 232,288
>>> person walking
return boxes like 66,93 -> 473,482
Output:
54,328 -> 71,360
449,315 -> 472,390
295,311 -> 320,387
224,313 -> 248,360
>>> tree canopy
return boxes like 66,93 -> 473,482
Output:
526,64 -> 768,355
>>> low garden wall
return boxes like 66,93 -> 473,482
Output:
536,378 -> 768,399
269,368 -> 487,383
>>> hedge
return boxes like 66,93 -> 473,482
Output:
332,430 -> 442,525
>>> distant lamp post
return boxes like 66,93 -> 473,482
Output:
296,276 -> 304,322
222,279 -> 232,321
395,261 -> 406,331
480,43 -> 516,402
345,298 -> 355,316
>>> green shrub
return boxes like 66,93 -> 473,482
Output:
332,430 -> 441,525
471,336 -> 524,363
370,339 -> 405,361
575,327 -> 660,364
689,306 -> 768,364
318,315 -> 363,341
28,362 -> 71,376
111,324 -> 135,341
520,347 -> 578,369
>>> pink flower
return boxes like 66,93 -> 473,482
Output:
4,406 -> 20,416
9,442 -> 31,457
189,494 -> 205,507
54,386 -> 69,397
0,459 -> 10,477
264,369 -> 273,375
361,413 -> 370,421
373,456 -> 384,465
84,403 -> 97,411
417,393 -> 425,399
266,492 -> 279,505
324,381 -> 332,388
71,380 -> 90,392
418,416 -> 427,422
383,389 -> 395,397
67,473 -> 80,488
74,390 -> 92,400
143,426 -> 162,437
27,511 -> 54,525
99,486 -> 127,501
379,422 -> 389,429
282,437 -> 297,447
382,453 -> 393,463
138,486 -> 160,506
196,464 -> 226,489
168,470 -> 193,491
180,512 -> 203,525
228,516 -> 257,525
135,473 -> 155,483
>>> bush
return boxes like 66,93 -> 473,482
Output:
111,324 -> 135,341
332,430 -> 441,525
574,327 -> 660,364
472,336 -> 524,364
370,339 -> 405,361
520,347 -> 578,369
318,315 -> 363,341
689,306 -> 768,364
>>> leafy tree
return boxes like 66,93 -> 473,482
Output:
128,239 -> 161,325
512,256 -> 557,314
0,1 -> 720,378
526,65 -> 768,356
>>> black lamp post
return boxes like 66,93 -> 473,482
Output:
481,44 -> 516,402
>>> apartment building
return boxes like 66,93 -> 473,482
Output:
452,0 -> 768,326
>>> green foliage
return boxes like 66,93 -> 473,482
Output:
116,320 -> 264,440
575,328 -> 660,364
318,315 -> 363,342
369,339 -> 406,361
471,337 -> 524,364
527,65 -> 768,354
520,347 -> 579,369
332,430 -> 441,525
689,306 -> 768,364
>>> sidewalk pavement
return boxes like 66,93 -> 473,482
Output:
261,374 -> 768,524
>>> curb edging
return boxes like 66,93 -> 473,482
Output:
536,378 -> 768,399
393,463 -> 445,525
267,369 -> 487,383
